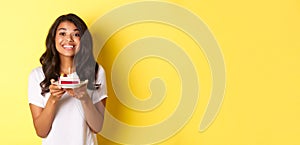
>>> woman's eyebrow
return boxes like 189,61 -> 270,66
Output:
57,28 -> 79,31
57,28 -> 67,31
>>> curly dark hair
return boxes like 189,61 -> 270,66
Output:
39,13 -> 99,96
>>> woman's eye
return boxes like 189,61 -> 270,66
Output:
74,33 -> 80,37
58,32 -> 66,36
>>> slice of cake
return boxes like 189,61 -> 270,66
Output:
58,73 -> 80,85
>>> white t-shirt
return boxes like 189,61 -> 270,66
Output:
28,66 -> 107,145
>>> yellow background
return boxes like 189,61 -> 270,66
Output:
0,0 -> 299,144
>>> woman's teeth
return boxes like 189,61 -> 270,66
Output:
63,45 -> 74,49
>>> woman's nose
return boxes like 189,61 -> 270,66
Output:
66,34 -> 74,42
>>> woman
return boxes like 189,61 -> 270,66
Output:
28,13 -> 107,145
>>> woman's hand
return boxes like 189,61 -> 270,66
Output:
65,82 -> 105,133
29,79 -> 66,138
66,83 -> 89,102
49,79 -> 65,101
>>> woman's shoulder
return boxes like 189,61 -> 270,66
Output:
30,66 -> 43,74
96,64 -> 106,81
29,66 -> 44,78
97,64 -> 105,74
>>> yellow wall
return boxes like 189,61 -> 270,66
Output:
0,0 -> 299,144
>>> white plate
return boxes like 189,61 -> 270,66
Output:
53,80 -> 88,88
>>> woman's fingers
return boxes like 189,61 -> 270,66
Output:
49,79 -> 65,98
49,85 -> 63,94
50,85 -> 62,91
73,83 -> 87,93
52,90 -> 65,96
50,88 -> 65,100
65,89 -> 74,96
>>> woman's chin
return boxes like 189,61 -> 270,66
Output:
59,53 -> 75,58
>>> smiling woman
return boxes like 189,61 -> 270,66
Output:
28,13 -> 108,145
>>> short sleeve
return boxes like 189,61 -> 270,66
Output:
28,67 -> 46,108
91,65 -> 108,104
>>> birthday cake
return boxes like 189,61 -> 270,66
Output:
58,73 -> 80,85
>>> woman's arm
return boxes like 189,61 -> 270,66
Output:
29,80 -> 65,138
68,85 -> 106,133
29,96 -> 57,138
80,98 -> 106,133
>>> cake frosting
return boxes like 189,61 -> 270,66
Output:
58,73 -> 80,85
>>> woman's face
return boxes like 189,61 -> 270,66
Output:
55,21 -> 80,58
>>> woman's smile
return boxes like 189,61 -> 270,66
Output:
62,44 -> 76,50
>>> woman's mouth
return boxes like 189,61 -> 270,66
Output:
63,45 -> 75,50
